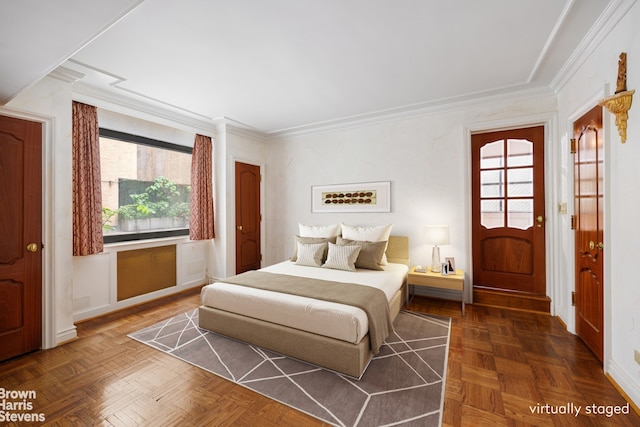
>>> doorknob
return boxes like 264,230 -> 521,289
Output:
597,242 -> 604,250
536,215 -> 544,227
26,243 -> 38,253
236,225 -> 243,231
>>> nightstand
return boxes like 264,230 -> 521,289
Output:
408,266 -> 465,315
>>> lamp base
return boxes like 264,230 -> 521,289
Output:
431,246 -> 441,273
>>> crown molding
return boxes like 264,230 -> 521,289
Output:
225,123 -> 269,141
67,73 -> 553,143
266,85 -> 556,140
71,81 -> 226,137
72,82 -> 268,141
48,66 -> 86,84
63,60 -> 267,140
550,0 -> 638,93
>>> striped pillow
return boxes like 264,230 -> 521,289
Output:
322,242 -> 361,271
290,235 -> 334,262
295,242 -> 327,267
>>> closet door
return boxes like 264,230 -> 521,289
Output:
0,115 -> 42,361
573,106 -> 604,362
235,162 -> 261,274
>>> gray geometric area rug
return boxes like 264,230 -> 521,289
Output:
129,309 -> 451,427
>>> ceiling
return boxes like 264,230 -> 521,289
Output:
1,0 -> 618,135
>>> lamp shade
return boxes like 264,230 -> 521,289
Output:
424,225 -> 449,246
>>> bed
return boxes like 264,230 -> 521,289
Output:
198,233 -> 409,378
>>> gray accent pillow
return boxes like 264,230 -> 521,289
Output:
337,237 -> 386,271
290,235 -> 336,261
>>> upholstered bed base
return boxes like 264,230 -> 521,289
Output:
198,287 -> 404,378
198,235 -> 409,378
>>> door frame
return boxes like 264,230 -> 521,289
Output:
231,157 -> 265,274
463,112 -> 557,311
0,107 -> 58,350
567,90 -> 613,365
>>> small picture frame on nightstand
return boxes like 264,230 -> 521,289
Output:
445,257 -> 455,274
441,263 -> 448,275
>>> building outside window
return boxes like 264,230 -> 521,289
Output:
100,128 -> 192,243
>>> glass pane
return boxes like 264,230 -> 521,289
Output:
100,137 -> 192,237
480,140 -> 503,169
578,162 -> 597,196
481,200 -> 504,228
507,138 -> 533,166
507,199 -> 533,229
507,167 -> 533,197
480,170 -> 504,197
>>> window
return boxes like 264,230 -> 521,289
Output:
100,128 -> 192,243
479,138 -> 534,230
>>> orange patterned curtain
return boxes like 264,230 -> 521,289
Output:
72,101 -> 104,256
190,134 -> 215,240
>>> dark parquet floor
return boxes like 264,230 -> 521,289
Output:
0,287 -> 638,426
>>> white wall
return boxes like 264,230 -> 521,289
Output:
556,0 -> 640,407
265,93 -> 557,306
72,238 -> 208,320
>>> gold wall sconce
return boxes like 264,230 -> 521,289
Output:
599,52 -> 634,143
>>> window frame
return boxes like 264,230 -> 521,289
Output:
100,128 -> 192,244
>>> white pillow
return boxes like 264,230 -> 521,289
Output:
341,223 -> 393,264
299,223 -> 341,238
322,242 -> 361,271
295,242 -> 327,267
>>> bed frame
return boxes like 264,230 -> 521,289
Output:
198,235 -> 409,378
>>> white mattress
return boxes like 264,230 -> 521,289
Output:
201,261 -> 408,344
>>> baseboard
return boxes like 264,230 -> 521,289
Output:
56,326 -> 78,346
555,315 -> 568,330
606,360 -> 640,415
74,282 -> 204,323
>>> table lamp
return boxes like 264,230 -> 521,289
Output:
424,225 -> 449,273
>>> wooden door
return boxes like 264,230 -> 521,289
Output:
472,126 -> 546,295
573,106 -> 604,362
0,115 -> 42,361
235,162 -> 261,274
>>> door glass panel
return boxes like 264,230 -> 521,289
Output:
507,138 -> 533,166
480,137 -> 535,230
507,198 -> 533,229
481,200 -> 504,228
480,140 -> 503,169
507,167 -> 533,197
480,170 -> 504,197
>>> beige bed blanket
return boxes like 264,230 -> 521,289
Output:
221,270 -> 393,354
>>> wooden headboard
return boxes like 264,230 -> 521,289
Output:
386,235 -> 410,266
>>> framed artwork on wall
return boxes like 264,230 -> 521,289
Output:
311,181 -> 391,213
